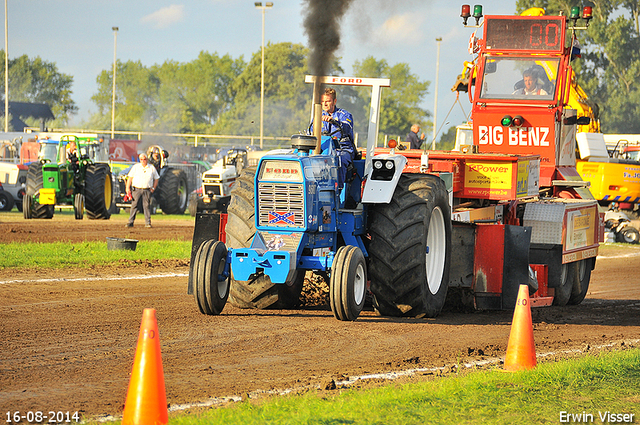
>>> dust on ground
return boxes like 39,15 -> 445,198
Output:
1,212 -> 639,421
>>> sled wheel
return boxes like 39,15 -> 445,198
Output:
553,261 -> 576,306
568,257 -> 594,305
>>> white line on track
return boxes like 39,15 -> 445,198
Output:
89,338 -> 640,423
0,272 -> 188,285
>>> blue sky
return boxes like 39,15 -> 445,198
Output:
9,0 -> 517,139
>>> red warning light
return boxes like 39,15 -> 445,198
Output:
461,5 -> 471,25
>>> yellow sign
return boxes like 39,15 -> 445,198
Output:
464,161 -> 513,198
38,188 -> 56,205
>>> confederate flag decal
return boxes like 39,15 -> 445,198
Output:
268,211 -> 296,225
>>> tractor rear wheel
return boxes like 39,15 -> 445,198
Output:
157,168 -> 188,214
193,240 -> 229,315
25,162 -> 53,219
85,163 -> 112,219
330,245 -> 367,321
226,166 -> 303,309
368,174 -> 452,318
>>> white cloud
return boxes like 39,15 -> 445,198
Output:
141,5 -> 186,29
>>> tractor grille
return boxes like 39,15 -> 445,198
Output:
203,184 -> 222,196
258,182 -> 305,228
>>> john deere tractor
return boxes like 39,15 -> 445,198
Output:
23,135 -> 113,219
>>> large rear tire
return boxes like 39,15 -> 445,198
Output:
193,240 -> 229,315
25,162 -> 53,219
85,163 -> 112,219
330,246 -> 367,321
226,166 -> 303,309
157,168 -> 188,214
368,174 -> 452,318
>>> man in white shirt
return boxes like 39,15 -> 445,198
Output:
514,68 -> 548,96
125,153 -> 159,228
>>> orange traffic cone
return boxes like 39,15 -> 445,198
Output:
503,284 -> 537,371
122,308 -> 168,425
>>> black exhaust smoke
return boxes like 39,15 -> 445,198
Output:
303,0 -> 353,152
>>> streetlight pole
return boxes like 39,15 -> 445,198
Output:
432,37 -> 442,150
4,0 -> 8,132
111,26 -> 118,139
255,2 -> 272,149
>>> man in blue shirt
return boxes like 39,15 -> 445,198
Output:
311,87 -> 356,189
406,124 -> 426,150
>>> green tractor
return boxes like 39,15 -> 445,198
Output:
23,135 -> 113,219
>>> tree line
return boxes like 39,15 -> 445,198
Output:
0,43 -> 432,145
2,0 -> 639,142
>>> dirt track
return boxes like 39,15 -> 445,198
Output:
0,213 -> 639,421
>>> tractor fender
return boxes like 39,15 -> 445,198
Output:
361,154 -> 407,204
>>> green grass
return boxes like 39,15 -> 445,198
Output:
0,239 -> 191,269
162,349 -> 640,425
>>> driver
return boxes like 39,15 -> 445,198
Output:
148,147 -> 162,172
310,87 -> 356,189
514,68 -> 548,96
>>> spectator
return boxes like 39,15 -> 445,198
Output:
406,124 -> 426,150
125,153 -> 159,228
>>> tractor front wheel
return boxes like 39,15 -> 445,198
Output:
330,245 -> 367,321
74,194 -> 84,220
193,240 -> 229,315
0,191 -> 13,211
25,162 -> 53,219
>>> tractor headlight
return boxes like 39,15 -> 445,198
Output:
371,158 -> 396,181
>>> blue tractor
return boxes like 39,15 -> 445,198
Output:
189,76 -> 452,321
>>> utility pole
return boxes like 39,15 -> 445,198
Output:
432,37 -> 442,150
255,2 -> 273,149
111,26 -> 118,139
4,0 -> 8,132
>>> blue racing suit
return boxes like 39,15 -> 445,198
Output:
310,107 -> 356,189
